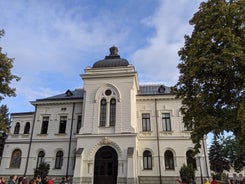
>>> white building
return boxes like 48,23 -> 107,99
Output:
0,47 -> 210,184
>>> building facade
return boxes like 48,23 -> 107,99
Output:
0,47 -> 210,184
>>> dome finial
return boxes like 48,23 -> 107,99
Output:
109,46 -> 118,56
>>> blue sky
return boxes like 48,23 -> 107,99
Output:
0,0 -> 203,113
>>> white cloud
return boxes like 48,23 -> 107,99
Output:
0,0 -> 203,113
131,0 -> 202,86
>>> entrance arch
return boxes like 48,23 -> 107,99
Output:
93,146 -> 118,184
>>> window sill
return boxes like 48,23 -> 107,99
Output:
53,168 -> 62,170
21,134 -> 30,137
37,133 -> 48,136
160,131 -> 173,135
143,168 -> 152,171
182,131 -> 191,136
140,131 -> 152,136
99,126 -> 115,128
55,133 -> 67,136
7,167 -> 21,169
165,169 -> 175,171
11,134 -> 20,137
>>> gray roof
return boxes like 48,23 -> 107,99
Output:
138,84 -> 171,95
36,84 -> 171,102
92,57 -> 129,68
36,89 -> 84,101
11,112 -> 34,116
92,46 -> 129,68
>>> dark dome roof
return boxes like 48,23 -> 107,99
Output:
92,46 -> 129,68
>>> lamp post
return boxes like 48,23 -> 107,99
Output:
197,155 -> 203,184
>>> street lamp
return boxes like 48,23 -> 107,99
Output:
196,155 -> 204,184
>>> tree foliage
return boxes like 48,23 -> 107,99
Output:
209,135 -> 245,173
179,164 -> 196,184
174,0 -> 245,152
0,29 -> 20,101
222,136 -> 245,172
209,136 -> 230,174
0,104 -> 10,132
34,162 -> 50,178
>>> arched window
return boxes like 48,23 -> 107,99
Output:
14,122 -> 20,134
98,88 -> 118,127
186,150 -> 197,169
24,122 -> 30,134
55,151 -> 63,169
100,99 -> 107,126
143,150 -> 152,170
36,151 -> 45,168
10,149 -> 21,168
109,98 -> 116,126
164,150 -> 174,170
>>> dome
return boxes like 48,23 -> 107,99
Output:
92,46 -> 129,68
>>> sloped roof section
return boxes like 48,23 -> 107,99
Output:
138,84 -> 172,95
36,88 -> 84,101
35,84 -> 171,102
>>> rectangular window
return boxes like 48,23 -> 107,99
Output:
162,113 -> 171,131
183,120 -> 192,131
76,115 -> 82,133
41,116 -> 49,134
59,116 -> 67,134
142,113 -> 151,131
184,123 -> 192,131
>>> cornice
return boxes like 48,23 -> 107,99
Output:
136,95 -> 178,101
31,99 -> 83,106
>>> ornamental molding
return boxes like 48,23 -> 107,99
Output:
94,83 -> 121,102
87,136 -> 122,160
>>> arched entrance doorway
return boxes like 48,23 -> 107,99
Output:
93,146 -> 118,184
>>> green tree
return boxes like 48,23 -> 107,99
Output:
209,136 -> 230,175
179,164 -> 195,184
0,29 -> 20,101
0,104 -> 9,157
174,0 -> 245,152
34,162 -> 50,178
222,136 -> 245,172
0,104 -> 10,132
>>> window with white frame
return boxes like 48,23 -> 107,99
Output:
186,150 -> 197,169
99,88 -> 117,127
76,115 -> 82,133
109,98 -> 116,126
164,150 -> 174,170
10,149 -> 21,168
41,116 -> 49,134
36,151 -> 45,168
59,116 -> 67,134
142,113 -> 151,131
24,122 -> 30,134
183,121 -> 193,131
14,122 -> 20,134
162,113 -> 171,131
100,99 -> 107,126
55,151 -> 63,169
143,150 -> 152,170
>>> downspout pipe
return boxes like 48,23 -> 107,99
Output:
66,102 -> 75,176
24,104 -> 37,177
155,99 -> 162,184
